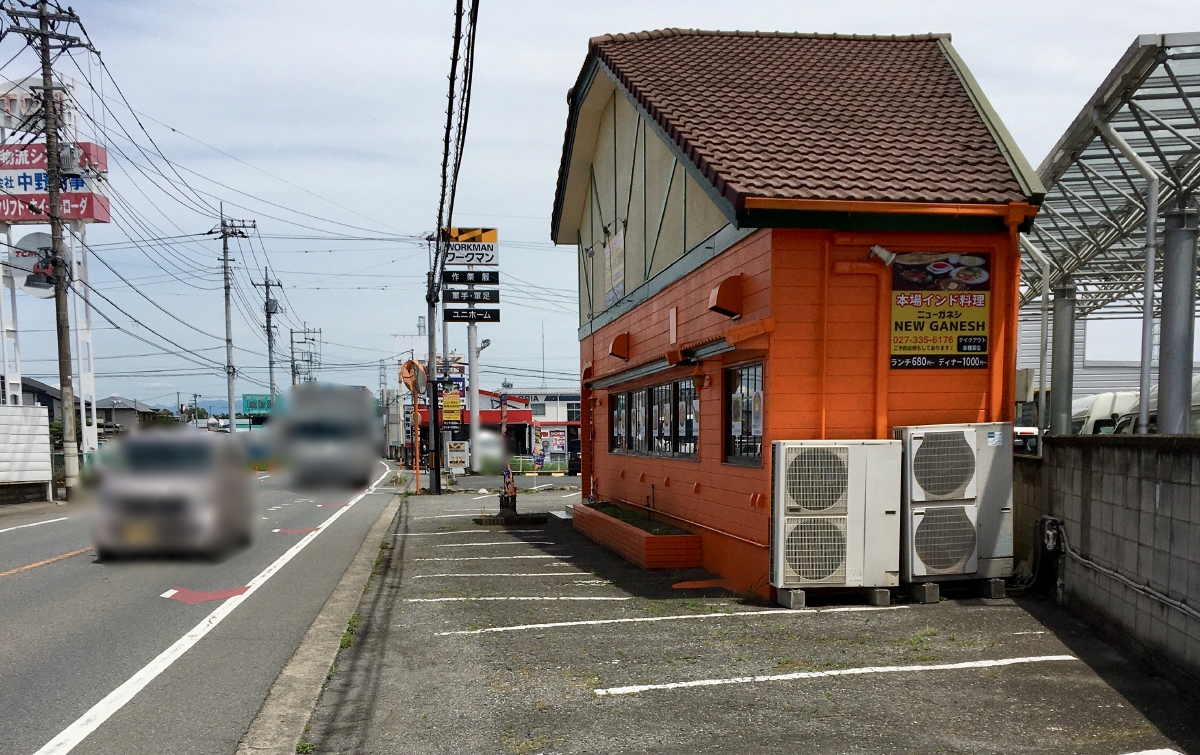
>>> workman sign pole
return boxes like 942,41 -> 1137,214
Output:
401,360 -> 428,494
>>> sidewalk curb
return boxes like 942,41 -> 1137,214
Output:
236,474 -> 407,755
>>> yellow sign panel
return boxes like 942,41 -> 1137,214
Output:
890,253 -> 990,369
442,391 -> 462,423
442,227 -> 498,243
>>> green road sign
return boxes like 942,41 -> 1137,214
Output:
242,394 -> 272,416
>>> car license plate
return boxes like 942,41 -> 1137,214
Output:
122,521 -> 155,545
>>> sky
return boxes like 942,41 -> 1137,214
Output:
3,0 -> 1200,409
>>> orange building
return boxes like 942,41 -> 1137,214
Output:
551,30 -> 1044,596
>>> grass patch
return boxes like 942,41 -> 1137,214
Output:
295,739 -> 314,754
590,503 -> 690,536
340,612 -> 362,649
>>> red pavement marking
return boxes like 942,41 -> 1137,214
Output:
273,527 -> 320,534
165,586 -> 249,604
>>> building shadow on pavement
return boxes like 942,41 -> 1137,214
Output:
1016,594 -> 1200,755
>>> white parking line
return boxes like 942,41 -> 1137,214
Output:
406,596 -> 631,602
472,494 -> 491,500
562,492 -> 580,498
435,541 -> 555,548
31,462 -> 392,755
1120,750 -> 1184,755
414,555 -> 570,562
412,572 -> 591,579
530,484 -> 552,490
412,514 -> 476,520
159,589 -> 178,599
436,605 -> 905,636
1012,631 -> 1046,635
392,530 -> 544,537
592,655 -> 1080,696
0,516 -> 67,534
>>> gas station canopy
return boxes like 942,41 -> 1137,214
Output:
1022,33 -> 1200,318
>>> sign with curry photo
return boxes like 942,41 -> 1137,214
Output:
890,252 -> 990,369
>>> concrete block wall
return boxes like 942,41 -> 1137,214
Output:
1013,435 -> 1200,683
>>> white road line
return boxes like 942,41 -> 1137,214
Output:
392,530 -> 544,537
406,597 -> 631,602
592,655 -> 1080,696
413,573 -> 591,579
561,492 -> 580,498
472,494 -> 491,500
435,541 -> 555,547
159,589 -> 178,599
1012,631 -> 1047,635
1120,750 -> 1184,755
530,484 -> 552,490
31,461 -> 392,755
0,516 -> 67,534
414,555 -> 570,561
436,605 -> 905,636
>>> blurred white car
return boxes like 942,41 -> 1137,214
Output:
91,429 -> 253,559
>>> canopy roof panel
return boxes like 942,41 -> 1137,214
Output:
1023,33 -> 1200,318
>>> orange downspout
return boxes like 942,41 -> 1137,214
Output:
831,260 -> 890,439
820,241 -> 829,439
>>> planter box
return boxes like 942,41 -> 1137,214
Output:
573,503 -> 702,570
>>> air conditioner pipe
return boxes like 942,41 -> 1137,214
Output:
1093,113 -> 1161,434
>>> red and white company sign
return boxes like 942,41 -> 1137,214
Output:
0,142 -> 110,223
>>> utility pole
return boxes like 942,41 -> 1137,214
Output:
192,393 -> 200,428
213,205 -> 255,427
252,268 -> 282,396
289,324 -> 321,384
2,1 -> 99,498
426,269 -> 441,494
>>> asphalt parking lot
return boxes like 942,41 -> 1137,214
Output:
305,491 -> 1199,755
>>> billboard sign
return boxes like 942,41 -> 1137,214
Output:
446,440 -> 468,471
890,252 -> 990,369
242,394 -> 272,416
444,288 -> 498,304
442,390 -> 462,424
10,232 -> 55,299
442,269 -> 498,286
0,142 -> 110,224
441,227 -> 498,266
443,308 -> 499,323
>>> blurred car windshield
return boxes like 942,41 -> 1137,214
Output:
291,420 -> 365,441
120,440 -> 214,474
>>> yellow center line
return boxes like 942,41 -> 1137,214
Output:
0,546 -> 94,579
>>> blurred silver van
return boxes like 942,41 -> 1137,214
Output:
92,429 -> 253,559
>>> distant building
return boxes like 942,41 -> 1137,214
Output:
95,396 -> 160,434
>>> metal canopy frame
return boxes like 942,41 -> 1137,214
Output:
1021,33 -> 1200,318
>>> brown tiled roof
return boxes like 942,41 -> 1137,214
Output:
587,29 -> 1030,209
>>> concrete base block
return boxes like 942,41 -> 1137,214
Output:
863,588 -> 891,607
981,578 -> 1006,599
777,588 -> 805,610
908,582 -> 939,604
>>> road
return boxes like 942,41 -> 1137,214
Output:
0,462 -> 398,755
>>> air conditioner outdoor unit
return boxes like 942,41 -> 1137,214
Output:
894,423 -> 1013,582
770,440 -> 901,590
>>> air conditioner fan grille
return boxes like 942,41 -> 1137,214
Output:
914,506 -> 977,573
912,431 -> 975,498
783,516 -> 847,583
785,446 -> 848,514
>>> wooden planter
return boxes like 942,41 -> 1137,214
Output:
574,503 -> 702,570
